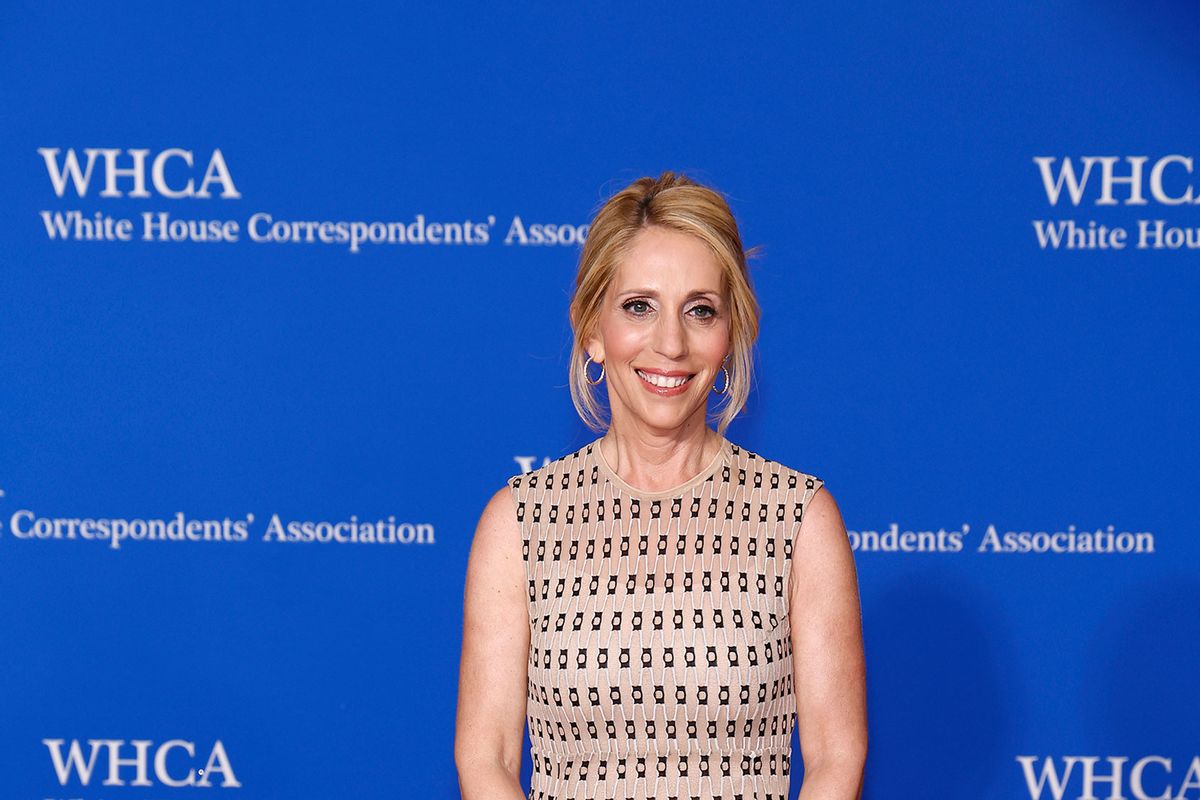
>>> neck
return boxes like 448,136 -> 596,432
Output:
599,422 -> 720,492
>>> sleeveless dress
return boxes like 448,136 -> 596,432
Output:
506,434 -> 825,800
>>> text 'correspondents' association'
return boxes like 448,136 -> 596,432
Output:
3,508 -> 433,550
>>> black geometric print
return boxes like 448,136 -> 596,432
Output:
508,435 -> 824,800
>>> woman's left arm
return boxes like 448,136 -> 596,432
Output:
789,486 -> 868,799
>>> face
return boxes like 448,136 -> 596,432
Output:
585,225 -> 731,436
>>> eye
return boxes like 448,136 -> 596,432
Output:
622,299 -> 652,316
690,304 -> 717,319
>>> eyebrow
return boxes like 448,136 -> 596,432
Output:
616,288 -> 722,301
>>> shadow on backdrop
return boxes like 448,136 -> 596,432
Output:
858,569 -> 1021,799
1083,571 -> 1200,754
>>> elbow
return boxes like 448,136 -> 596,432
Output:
454,739 -> 522,784
803,735 -> 868,783
801,752 -> 866,800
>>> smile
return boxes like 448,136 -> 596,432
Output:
635,369 -> 695,394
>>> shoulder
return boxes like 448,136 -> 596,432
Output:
504,440 -> 592,497
477,446 -> 589,547
728,439 -> 825,501
474,482 -> 521,552
797,483 -> 843,540
475,482 -> 518,537
787,482 -> 854,609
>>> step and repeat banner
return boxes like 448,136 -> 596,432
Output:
1,4 -> 1197,799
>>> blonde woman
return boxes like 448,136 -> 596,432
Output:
457,172 -> 867,800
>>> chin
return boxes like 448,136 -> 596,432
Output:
637,407 -> 702,429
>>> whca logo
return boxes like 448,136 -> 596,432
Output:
1018,754 -> 1200,800
43,738 -> 240,788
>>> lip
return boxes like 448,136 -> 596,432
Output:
635,367 -> 695,397
635,367 -> 693,377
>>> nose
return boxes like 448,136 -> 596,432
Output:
652,311 -> 687,360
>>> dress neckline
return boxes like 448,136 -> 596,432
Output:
591,434 -> 731,500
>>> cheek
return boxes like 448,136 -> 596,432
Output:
604,322 -> 649,361
697,326 -> 731,361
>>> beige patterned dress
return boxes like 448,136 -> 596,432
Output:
507,434 -> 825,800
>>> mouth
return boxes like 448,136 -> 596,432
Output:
635,368 -> 696,393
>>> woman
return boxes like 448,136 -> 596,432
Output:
456,172 -> 867,800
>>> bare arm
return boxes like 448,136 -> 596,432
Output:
454,484 -> 529,800
790,486 -> 868,799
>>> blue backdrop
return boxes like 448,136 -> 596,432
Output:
2,4 -> 1197,799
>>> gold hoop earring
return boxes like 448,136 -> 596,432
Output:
712,365 -> 730,395
584,354 -> 605,385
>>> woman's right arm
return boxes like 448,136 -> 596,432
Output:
454,484 -> 530,800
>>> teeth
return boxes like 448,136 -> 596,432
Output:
636,369 -> 691,388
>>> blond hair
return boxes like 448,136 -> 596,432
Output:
568,171 -> 762,437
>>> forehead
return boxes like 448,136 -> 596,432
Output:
611,226 -> 725,293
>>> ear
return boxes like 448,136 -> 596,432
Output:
584,332 -> 605,364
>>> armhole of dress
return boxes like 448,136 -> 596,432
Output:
784,475 -> 826,611
506,473 -> 535,619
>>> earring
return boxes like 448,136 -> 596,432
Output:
584,354 -> 605,385
712,365 -> 730,395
